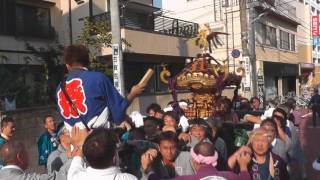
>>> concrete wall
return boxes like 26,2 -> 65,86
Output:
121,29 -> 201,57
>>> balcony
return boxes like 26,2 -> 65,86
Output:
249,0 -> 299,25
84,12 -> 199,38
81,10 -> 200,57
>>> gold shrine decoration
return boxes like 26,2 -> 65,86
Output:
159,24 -> 243,119
160,64 -> 171,84
194,23 -> 229,53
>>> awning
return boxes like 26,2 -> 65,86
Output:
263,62 -> 299,76
300,63 -> 315,70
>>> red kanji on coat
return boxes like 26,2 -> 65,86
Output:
57,78 -> 88,119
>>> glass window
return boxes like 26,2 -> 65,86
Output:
266,26 -> 277,47
280,30 -> 290,50
15,4 -> 53,38
290,34 -> 295,51
124,62 -> 185,94
0,0 -> 15,35
313,58 -> 317,64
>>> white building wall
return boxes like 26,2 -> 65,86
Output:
0,0 -> 63,65
162,0 -> 242,63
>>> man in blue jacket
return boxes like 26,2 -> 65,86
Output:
56,45 -> 144,130
37,115 -> 58,167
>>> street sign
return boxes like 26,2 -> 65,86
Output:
231,49 -> 241,58
242,56 -> 251,92
112,44 -> 123,95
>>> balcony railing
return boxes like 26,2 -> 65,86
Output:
275,0 -> 296,18
248,0 -> 297,18
83,12 -> 199,38
154,16 -> 199,38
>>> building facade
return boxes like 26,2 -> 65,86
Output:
58,0 -> 201,112
0,0 -> 63,109
162,0 -> 313,102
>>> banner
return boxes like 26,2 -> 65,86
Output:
312,16 -> 319,37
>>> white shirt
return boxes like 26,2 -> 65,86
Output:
2,165 -> 23,172
68,156 -> 137,180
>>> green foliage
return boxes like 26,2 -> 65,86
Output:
77,17 -> 113,76
0,65 -> 30,108
25,41 -> 65,103
77,16 -> 131,77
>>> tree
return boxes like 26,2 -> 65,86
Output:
25,41 -> 65,103
77,16 -> 130,79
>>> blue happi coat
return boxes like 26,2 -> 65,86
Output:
56,69 -> 129,128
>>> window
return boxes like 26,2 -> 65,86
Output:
291,34 -> 295,51
15,4 -> 53,38
312,6 -> 315,13
266,26 -> 277,47
313,58 -> 317,64
124,62 -> 185,94
280,30 -> 290,50
314,45 -> 317,51
318,46 -> 320,51
299,0 -> 303,3
0,0 -> 15,35
261,24 -> 277,47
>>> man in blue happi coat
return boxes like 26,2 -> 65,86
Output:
56,45 -> 144,130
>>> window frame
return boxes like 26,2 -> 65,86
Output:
15,3 -> 52,38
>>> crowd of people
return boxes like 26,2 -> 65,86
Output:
0,44 -> 318,180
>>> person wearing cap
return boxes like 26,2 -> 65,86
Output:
47,122 -> 72,173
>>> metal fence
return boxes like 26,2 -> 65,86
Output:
86,12 -> 199,38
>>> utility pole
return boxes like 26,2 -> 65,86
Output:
225,8 -> 229,70
110,0 -> 125,96
249,4 -> 257,97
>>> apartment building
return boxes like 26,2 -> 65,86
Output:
162,0 -> 313,101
